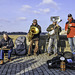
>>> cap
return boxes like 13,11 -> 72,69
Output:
68,14 -> 72,17
33,19 -> 37,23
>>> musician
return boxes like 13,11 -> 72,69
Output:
27,19 -> 41,56
65,14 -> 75,54
0,33 -> 14,64
46,21 -> 61,56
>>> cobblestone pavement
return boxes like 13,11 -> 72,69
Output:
0,53 -> 75,75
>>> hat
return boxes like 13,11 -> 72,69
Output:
33,19 -> 37,23
68,14 -> 72,17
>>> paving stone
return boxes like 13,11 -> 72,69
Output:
0,53 -> 75,75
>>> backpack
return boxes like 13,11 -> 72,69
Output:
12,36 -> 27,55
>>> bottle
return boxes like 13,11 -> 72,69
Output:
60,57 -> 66,71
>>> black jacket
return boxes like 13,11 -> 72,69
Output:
29,24 -> 41,40
0,37 -> 14,49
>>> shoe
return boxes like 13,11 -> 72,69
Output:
48,53 -> 51,56
0,60 -> 4,65
27,54 -> 31,56
55,53 -> 58,56
8,59 -> 11,62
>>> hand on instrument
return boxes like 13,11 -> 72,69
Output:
56,24 -> 59,27
51,28 -> 53,30
55,24 -> 59,28
66,29 -> 68,31
69,24 -> 72,27
2,46 -> 7,49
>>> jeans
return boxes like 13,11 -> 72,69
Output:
0,49 -> 13,60
48,38 -> 57,54
68,37 -> 75,52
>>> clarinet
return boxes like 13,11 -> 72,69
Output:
67,21 -> 71,34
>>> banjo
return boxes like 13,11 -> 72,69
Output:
49,16 -> 62,36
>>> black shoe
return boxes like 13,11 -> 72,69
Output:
27,54 -> 31,56
54,53 -> 58,56
48,53 -> 52,56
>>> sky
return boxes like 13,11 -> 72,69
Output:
0,0 -> 75,32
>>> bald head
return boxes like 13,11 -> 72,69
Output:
3,33 -> 8,41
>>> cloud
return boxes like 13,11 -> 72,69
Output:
39,8 -> 50,13
21,5 -> 32,11
39,0 -> 59,9
16,17 -> 27,21
0,18 -> 10,23
40,0 -> 57,5
33,10 -> 40,14
33,8 -> 50,14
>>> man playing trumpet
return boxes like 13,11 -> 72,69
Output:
27,19 -> 41,56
